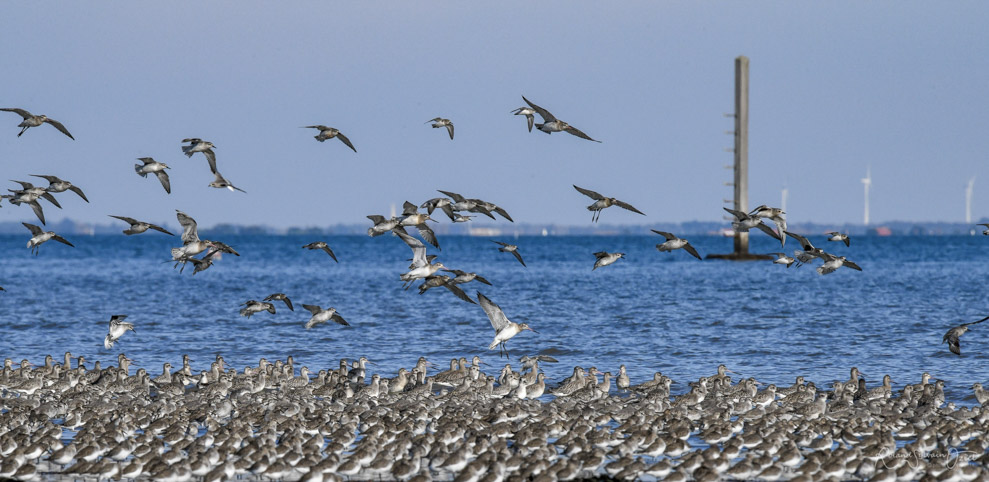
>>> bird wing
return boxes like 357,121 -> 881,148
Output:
109,215 -> 139,225
40,192 -> 62,208
614,200 -> 645,215
176,211 -> 199,244
564,125 -> 601,143
402,201 -> 419,216
154,171 -> 171,194
44,118 -> 74,140
302,125 -> 328,130
149,224 -> 174,236
22,222 -> 43,236
52,234 -> 74,247
512,250 -> 526,267
367,215 -> 386,224
443,283 -> 476,304
492,206 -> 514,222
336,132 -> 357,152
593,251 -> 609,259
445,123 -> 454,140
181,138 -> 202,143
474,274 -> 492,285
0,108 -> 32,119
962,315 -> 989,327
843,237 -> 850,247
492,240 -> 510,247
843,260 -> 863,271
30,174 -> 58,183
683,243 -> 702,260
302,304 -> 322,315
573,185 -> 605,201
394,226 -> 427,268
331,313 -> 349,326
784,231 -> 814,251
651,230 -> 677,240
753,222 -> 782,242
521,96 -> 556,123
477,292 -> 509,332
416,223 -> 440,250
322,245 -> 338,262
440,204 -> 457,221
204,149 -> 217,174
438,190 -> 466,203
282,296 -> 294,312
67,185 -> 89,202
468,202 -> 496,219
526,114 -> 534,132
27,201 -> 46,225
137,157 -> 156,165
722,207 -> 747,220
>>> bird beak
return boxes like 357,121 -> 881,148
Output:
528,327 -> 538,333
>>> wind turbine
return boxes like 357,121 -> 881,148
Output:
781,186 -> 788,215
966,177 -> 976,224
861,167 -> 872,226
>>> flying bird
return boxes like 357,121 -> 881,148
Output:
510,106 -> 536,132
109,215 -> 174,236
816,252 -> 862,275
573,185 -> 646,222
442,269 -> 492,286
769,252 -> 796,268
592,251 -> 626,270
134,157 -> 171,194
399,201 -> 440,249
652,230 -> 702,260
977,223 -> 989,235
827,232 -> 850,247
724,207 -> 783,244
303,125 -> 356,152
30,175 -> 89,202
367,214 -> 402,237
263,293 -> 294,311
303,241 -> 338,262
181,138 -> 217,173
417,275 -> 476,304
426,118 -> 454,139
208,170 -> 247,193
521,96 -> 601,142
750,205 -> 786,245
23,223 -> 74,255
395,228 -> 445,288
104,315 -> 135,350
1,107 -> 74,139
492,241 -> 525,267
784,231 -> 826,266
943,315 -> 989,355
477,292 -> 538,358
170,210 -> 211,261
240,300 -> 276,318
303,304 -> 349,329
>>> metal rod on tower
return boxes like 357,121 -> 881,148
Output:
733,56 -> 750,255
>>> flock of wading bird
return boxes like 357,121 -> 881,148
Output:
2,98 -> 989,482
0,98 -> 985,358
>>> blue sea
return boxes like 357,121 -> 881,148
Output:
1,233 -> 986,404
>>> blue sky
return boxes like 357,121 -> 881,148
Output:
2,2 -> 987,229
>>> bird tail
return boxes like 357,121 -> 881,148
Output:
170,247 -> 186,260
134,164 -> 148,177
181,146 -> 194,157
